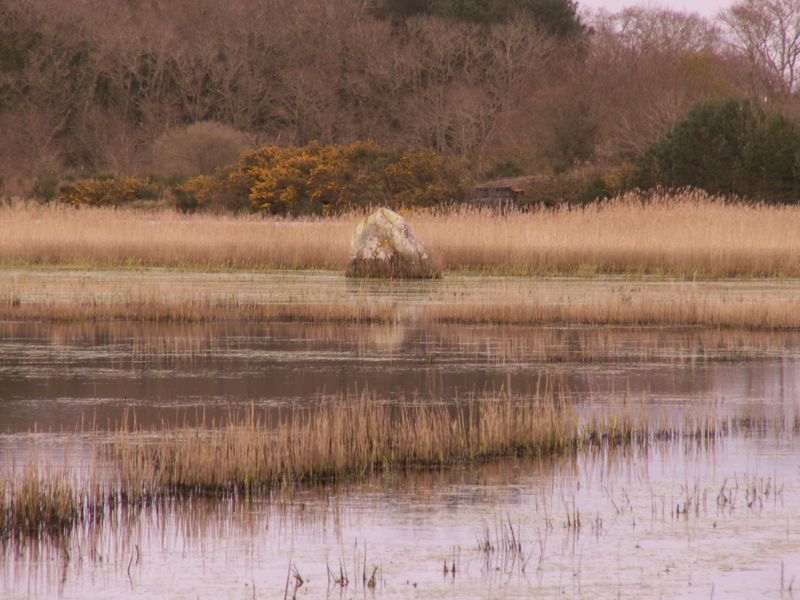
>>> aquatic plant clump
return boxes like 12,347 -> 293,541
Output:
111,394 -> 586,497
0,466 -> 87,541
1,387 -> 762,545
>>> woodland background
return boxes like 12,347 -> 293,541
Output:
3,0 -> 800,211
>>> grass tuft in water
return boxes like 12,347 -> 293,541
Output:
0,390 -> 781,544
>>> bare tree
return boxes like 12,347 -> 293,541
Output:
723,0 -> 800,97
605,7 -> 720,55
582,7 -> 736,161
484,20 -> 556,101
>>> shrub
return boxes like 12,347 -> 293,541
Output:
173,175 -> 218,212
178,141 -> 465,216
150,121 -> 249,179
383,148 -> 462,207
483,160 -> 524,181
628,99 -> 800,203
58,176 -> 160,207
580,163 -> 634,203
31,172 -> 60,202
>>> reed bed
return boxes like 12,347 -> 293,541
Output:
1,391 -> 744,542
4,293 -> 800,329
0,297 -> 399,324
4,190 -> 800,277
422,298 -> 800,329
110,394 -> 587,498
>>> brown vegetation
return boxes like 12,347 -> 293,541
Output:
0,298 -> 400,325
110,392 -> 585,497
422,298 -> 800,329
3,190 -> 800,277
4,265 -> 800,330
0,0 -> 787,200
1,389 -> 745,541
4,294 -> 800,330
0,464 -> 88,539
150,122 -> 251,179
0,202 -> 351,270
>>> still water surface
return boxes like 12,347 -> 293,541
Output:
3,436 -> 798,599
2,321 -> 800,432
1,317 -> 800,598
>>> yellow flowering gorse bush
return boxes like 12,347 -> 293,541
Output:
183,141 -> 463,215
52,142 -> 464,215
58,177 -> 159,207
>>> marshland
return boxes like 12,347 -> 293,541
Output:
3,307 -> 800,598
5,204 -> 800,599
7,0 -> 800,596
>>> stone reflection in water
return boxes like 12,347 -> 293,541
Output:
2,321 -> 800,433
2,435 -> 799,599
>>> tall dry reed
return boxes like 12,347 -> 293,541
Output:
0,390 -> 669,540
4,191 -> 800,277
4,294 -> 800,329
1,390 -> 779,542
110,393 -> 586,498
0,465 -> 84,539
421,298 -> 800,329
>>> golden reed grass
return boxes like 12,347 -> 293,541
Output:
4,190 -> 800,277
2,390 -> 741,541
4,294 -> 800,329
0,298 -> 398,324
0,464 -> 94,539
110,393 -> 589,497
421,299 -> 800,329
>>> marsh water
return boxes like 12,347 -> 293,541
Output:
2,272 -> 800,598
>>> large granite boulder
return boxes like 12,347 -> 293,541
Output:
346,208 -> 440,278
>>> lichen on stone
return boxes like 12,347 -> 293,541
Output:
346,208 -> 440,278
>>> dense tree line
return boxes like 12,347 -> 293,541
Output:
2,0 -> 800,204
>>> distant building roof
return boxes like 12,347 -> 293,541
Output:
473,178 -> 526,193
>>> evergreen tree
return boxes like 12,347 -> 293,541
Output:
375,0 -> 585,37
629,99 -> 800,203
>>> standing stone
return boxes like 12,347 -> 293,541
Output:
346,208 -> 440,278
